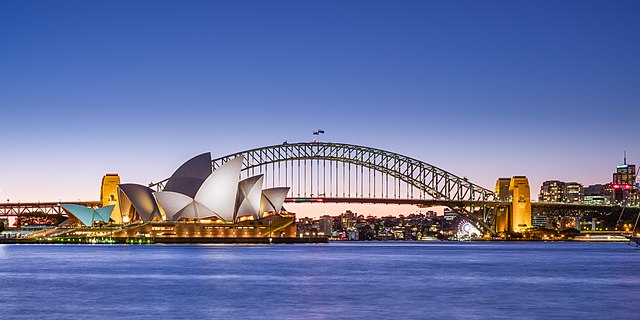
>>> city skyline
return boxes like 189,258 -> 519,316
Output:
1,1 -> 639,218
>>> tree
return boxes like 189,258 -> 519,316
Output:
560,228 -> 581,238
358,225 -> 375,241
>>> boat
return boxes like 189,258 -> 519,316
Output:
419,235 -> 440,241
626,235 -> 640,247
574,235 -> 628,242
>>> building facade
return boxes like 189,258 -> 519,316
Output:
538,180 -> 583,203
612,156 -> 637,204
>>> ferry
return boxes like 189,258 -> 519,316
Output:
419,235 -> 441,241
573,235 -> 628,242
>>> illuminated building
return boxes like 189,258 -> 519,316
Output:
117,153 -> 289,224
57,152 -> 299,241
531,215 -> 549,229
564,182 -> 583,203
319,215 -> 333,235
538,180 -> 565,202
612,154 -> 637,204
584,184 -> 612,204
538,180 -> 583,203
340,210 -> 357,230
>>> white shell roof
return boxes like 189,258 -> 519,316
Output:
194,156 -> 244,222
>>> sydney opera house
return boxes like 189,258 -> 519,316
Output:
57,153 -> 302,243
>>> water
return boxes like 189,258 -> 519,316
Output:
1,242 -> 639,319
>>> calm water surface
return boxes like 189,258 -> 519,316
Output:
1,242 -> 639,319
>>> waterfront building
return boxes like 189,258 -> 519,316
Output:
115,153 -> 289,224
341,210 -> 357,230
60,204 -> 113,227
319,215 -> 333,236
60,152 -> 296,240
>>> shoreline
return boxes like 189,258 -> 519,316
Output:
0,237 -> 329,245
0,237 -> 631,244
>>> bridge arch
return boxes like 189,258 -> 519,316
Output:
153,142 -> 495,203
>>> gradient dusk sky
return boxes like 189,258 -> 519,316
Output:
1,1 -> 639,217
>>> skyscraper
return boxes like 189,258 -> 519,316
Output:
612,153 -> 637,204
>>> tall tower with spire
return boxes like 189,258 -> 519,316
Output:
612,151 -> 636,204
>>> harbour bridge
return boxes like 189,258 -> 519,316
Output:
2,142 -> 637,234
150,142 -> 638,233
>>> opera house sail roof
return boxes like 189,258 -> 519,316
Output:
162,152 -> 212,198
235,175 -> 264,221
114,152 -> 290,224
60,204 -> 114,226
118,184 -> 162,223
260,187 -> 289,217
193,156 -> 244,222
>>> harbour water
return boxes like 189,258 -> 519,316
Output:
1,242 -> 639,319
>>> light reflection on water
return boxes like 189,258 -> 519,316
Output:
0,242 -> 639,320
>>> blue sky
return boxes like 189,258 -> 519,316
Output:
1,0 -> 638,216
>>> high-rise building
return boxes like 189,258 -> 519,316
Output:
612,153 -> 637,204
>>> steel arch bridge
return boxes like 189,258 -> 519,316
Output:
152,142 -> 496,205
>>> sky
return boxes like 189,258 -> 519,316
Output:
1,0 -> 639,217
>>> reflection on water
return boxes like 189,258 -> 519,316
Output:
0,242 -> 639,320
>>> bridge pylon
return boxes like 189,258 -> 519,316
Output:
494,176 -> 532,233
